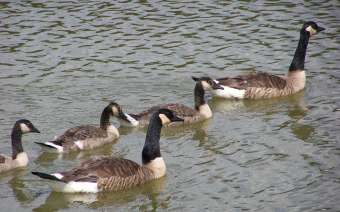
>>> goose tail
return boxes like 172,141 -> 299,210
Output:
32,171 -> 63,182
34,141 -> 63,152
32,171 -> 99,193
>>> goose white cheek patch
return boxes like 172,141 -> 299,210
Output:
159,114 -> 171,125
306,26 -> 317,35
201,81 -> 211,90
20,123 -> 30,133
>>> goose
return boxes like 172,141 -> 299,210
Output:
110,77 -> 223,127
211,21 -> 325,99
0,119 -> 40,173
35,102 -> 120,153
32,109 -> 184,193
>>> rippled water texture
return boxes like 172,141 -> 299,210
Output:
1,1 -> 340,211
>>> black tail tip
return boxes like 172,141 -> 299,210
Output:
31,171 -> 62,182
34,142 -> 57,149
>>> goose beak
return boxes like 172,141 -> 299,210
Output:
171,115 -> 184,122
120,113 -> 131,123
212,82 -> 224,90
31,126 -> 40,133
317,26 -> 325,33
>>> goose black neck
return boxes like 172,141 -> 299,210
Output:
100,106 -> 112,130
11,124 -> 23,160
289,30 -> 310,72
142,113 -> 162,164
194,82 -> 205,110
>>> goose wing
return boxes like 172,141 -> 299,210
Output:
59,157 -> 144,182
218,72 -> 287,89
131,103 -> 196,120
52,125 -> 107,146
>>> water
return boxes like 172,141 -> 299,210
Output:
1,0 -> 339,211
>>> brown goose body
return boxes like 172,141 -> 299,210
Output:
0,154 -> 28,173
58,157 -> 156,192
129,103 -> 202,127
35,102 -> 120,153
216,71 -> 306,99
212,21 -> 324,99
43,125 -> 119,152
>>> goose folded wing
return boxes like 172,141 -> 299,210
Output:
164,103 -> 197,117
52,125 -> 107,146
218,72 -> 287,89
59,157 -> 143,182
132,103 -> 196,119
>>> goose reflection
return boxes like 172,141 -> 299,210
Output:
8,170 -> 35,206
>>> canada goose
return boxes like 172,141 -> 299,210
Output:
0,119 -> 40,173
32,109 -> 183,193
211,21 -> 325,99
111,77 -> 223,127
35,102 -> 120,153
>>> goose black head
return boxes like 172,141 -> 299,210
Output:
107,101 -> 123,117
15,119 -> 40,134
302,21 -> 325,36
158,109 -> 184,125
192,76 -> 224,90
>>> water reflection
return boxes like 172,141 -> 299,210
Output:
210,91 -> 307,113
210,92 -> 315,142
8,171 -> 35,206
33,177 -> 167,212
119,118 -> 211,140
34,142 -> 115,165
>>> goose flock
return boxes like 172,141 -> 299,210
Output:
1,21 -> 325,193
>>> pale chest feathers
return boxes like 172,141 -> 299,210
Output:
144,157 -> 166,179
287,70 -> 306,92
14,152 -> 29,167
198,104 -> 213,119
106,125 -> 120,138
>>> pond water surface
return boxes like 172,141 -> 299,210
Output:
0,0 -> 339,211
